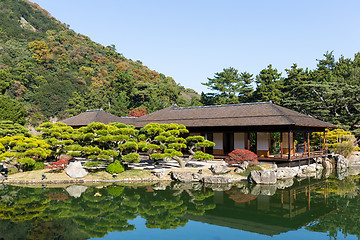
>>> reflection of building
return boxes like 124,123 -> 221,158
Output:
189,180 -> 334,236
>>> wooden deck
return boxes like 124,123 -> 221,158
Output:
258,151 -> 326,162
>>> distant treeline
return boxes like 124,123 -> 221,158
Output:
201,52 -> 360,135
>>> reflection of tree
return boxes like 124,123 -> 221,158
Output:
138,185 -> 215,229
45,186 -> 139,238
0,186 -> 50,222
306,177 -> 360,238
0,184 -> 217,238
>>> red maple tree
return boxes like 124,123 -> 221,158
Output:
45,159 -> 69,172
226,149 -> 258,165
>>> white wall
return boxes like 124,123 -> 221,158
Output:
213,133 -> 223,150
234,132 -> 245,149
282,132 -> 294,148
257,132 -> 270,151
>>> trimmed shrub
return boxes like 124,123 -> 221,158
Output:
83,161 -> 104,167
122,153 -> 140,163
106,160 -> 125,174
226,149 -> 258,166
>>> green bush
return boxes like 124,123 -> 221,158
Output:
83,161 -> 104,167
33,161 -> 45,170
122,153 -> 140,163
7,167 -> 19,175
336,139 -> 356,158
106,160 -> 125,174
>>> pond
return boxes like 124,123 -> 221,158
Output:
0,174 -> 360,240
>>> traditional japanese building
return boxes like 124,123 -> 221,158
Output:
61,109 -> 136,128
61,102 -> 336,164
134,102 -> 336,164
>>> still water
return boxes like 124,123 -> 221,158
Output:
0,174 -> 359,240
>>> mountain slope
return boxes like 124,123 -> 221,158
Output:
0,0 -> 199,124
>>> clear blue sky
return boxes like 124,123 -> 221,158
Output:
32,0 -> 360,93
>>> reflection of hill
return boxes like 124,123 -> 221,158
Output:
189,179 -> 336,236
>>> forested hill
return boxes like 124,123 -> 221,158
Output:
0,0 -> 199,125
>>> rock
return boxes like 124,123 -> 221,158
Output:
210,165 -> 232,174
151,169 -> 166,178
66,185 -> 88,198
234,167 -> 246,174
322,159 -> 334,169
238,161 -> 249,170
275,178 -> 294,189
301,164 -> 317,174
349,153 -> 360,164
170,171 -> 201,182
202,175 -> 231,184
349,166 -> 360,176
275,167 -> 298,179
248,170 -> 277,184
315,157 -> 323,164
336,155 -> 349,169
250,185 -> 277,196
65,161 -> 88,178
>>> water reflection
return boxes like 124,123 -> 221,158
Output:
0,175 -> 359,239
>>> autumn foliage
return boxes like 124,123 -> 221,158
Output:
128,108 -> 146,117
45,159 -> 69,171
226,149 -> 258,165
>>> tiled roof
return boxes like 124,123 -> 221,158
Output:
135,102 -> 337,128
60,110 -> 136,126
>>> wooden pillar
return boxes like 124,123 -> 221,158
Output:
304,132 -> 307,156
288,130 -> 291,160
280,132 -> 283,158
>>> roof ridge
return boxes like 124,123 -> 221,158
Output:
174,101 -> 272,110
269,103 -> 296,125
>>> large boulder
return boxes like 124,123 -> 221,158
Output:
275,167 -> 298,179
65,161 -> 88,178
66,185 -> 88,198
322,159 -> 334,169
170,171 -> 201,182
301,164 -> 317,174
210,165 -> 232,174
349,152 -> 360,164
248,170 -> 277,184
202,175 -> 231,184
151,169 -> 166,178
336,155 -> 349,169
